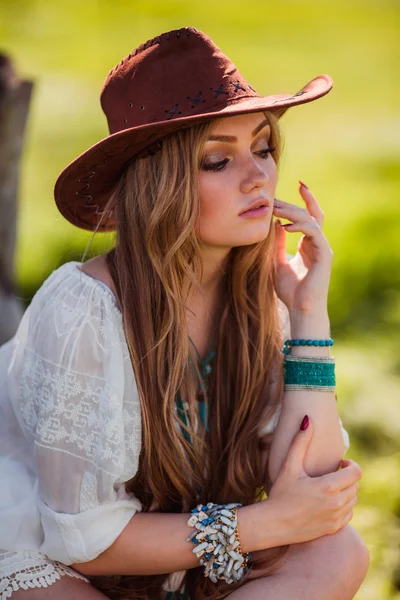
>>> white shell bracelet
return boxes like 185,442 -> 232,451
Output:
186,502 -> 251,584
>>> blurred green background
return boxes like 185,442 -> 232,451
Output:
1,0 -> 399,597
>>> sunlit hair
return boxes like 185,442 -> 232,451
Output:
88,110 -> 290,600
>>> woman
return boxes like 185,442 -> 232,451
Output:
0,27 -> 369,599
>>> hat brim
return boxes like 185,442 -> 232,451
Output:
54,74 -> 333,232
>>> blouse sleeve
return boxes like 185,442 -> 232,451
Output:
18,267 -> 143,565
258,297 -> 350,454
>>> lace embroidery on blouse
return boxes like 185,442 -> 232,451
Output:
0,551 -> 89,599
17,263 -> 142,483
20,347 -> 137,479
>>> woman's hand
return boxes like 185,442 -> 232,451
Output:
273,182 -> 333,315
258,416 -> 361,547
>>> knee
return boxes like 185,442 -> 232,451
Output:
329,524 -> 370,595
290,523 -> 370,599
338,524 -> 370,571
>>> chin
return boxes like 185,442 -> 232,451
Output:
237,229 -> 271,246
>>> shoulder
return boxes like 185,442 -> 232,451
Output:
30,258 -> 121,321
79,255 -> 119,307
24,260 -> 126,366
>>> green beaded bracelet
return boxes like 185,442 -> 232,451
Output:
283,355 -> 336,391
282,338 -> 334,355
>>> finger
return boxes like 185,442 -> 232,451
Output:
339,481 -> 359,504
273,200 -> 311,222
274,219 -> 288,266
341,459 -> 363,475
299,182 -> 324,228
320,464 -> 363,493
282,219 -> 323,240
341,494 -> 358,515
341,509 -> 354,527
280,415 -> 313,476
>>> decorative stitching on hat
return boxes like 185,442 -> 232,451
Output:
210,84 -> 228,98
76,170 -> 99,210
231,81 -> 246,93
165,104 -> 182,119
187,92 -> 205,108
76,145 -> 133,205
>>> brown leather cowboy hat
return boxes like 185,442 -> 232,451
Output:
54,26 -> 333,232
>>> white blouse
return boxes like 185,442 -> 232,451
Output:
0,261 -> 350,598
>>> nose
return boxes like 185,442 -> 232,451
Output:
239,157 -> 269,193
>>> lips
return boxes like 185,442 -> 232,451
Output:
239,198 -> 269,215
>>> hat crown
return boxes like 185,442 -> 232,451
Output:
100,27 -> 260,135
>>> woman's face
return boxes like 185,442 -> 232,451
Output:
197,112 -> 277,248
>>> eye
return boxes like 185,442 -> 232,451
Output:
200,146 -> 276,173
257,146 -> 276,159
200,158 -> 229,172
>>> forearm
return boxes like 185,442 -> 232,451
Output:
268,311 -> 345,483
72,503 -> 276,577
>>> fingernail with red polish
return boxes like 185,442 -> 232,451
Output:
300,415 -> 309,430
299,180 -> 308,190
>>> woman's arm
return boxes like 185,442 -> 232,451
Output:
268,309 -> 345,483
72,502 -> 279,577
268,184 -> 345,482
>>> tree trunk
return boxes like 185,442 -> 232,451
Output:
0,53 -> 34,344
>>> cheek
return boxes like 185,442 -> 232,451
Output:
197,177 -> 231,241
198,177 -> 229,219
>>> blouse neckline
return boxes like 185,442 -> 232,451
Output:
67,261 -> 122,313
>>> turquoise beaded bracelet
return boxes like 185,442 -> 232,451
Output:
283,355 -> 336,391
282,338 -> 334,355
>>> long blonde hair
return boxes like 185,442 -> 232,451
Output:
89,110 -> 290,600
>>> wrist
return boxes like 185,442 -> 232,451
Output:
237,503 -> 263,553
238,500 -> 286,553
288,312 -> 331,357
289,311 -> 330,337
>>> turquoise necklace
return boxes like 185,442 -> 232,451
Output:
176,336 -> 216,443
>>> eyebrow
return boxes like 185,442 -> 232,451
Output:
207,119 -> 271,143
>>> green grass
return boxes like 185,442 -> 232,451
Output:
1,1 -> 399,596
